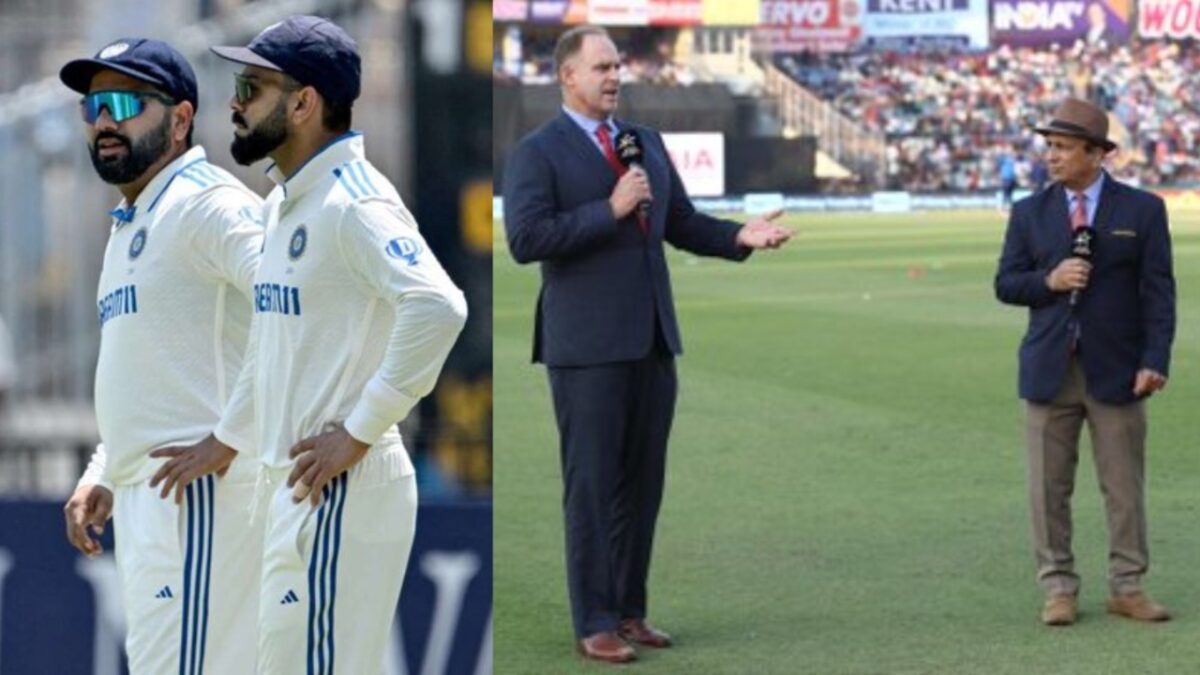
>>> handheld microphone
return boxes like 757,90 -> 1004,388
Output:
1069,224 -> 1094,307
614,129 -> 650,217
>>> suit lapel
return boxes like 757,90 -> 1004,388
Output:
553,113 -> 616,180
1046,183 -> 1072,250
1092,171 -> 1117,233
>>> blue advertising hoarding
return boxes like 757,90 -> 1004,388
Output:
0,500 -> 491,675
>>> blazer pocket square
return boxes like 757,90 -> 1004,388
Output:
1110,229 -> 1137,238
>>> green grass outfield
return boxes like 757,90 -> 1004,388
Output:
493,209 -> 1200,674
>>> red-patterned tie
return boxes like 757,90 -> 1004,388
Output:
1071,191 -> 1087,229
594,124 -> 626,177
595,124 -> 648,234
1069,191 -> 1087,354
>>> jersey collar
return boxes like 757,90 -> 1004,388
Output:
109,145 -> 209,228
266,131 -> 364,200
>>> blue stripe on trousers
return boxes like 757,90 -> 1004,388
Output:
317,480 -> 336,674
179,484 -> 195,675
305,475 -> 349,675
327,474 -> 348,672
177,479 -> 213,675
197,475 -> 214,673
306,485 -> 330,675
188,478 -> 204,675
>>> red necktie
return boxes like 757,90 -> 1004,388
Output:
595,124 -> 648,234
1069,191 -> 1087,354
594,125 -> 626,177
1071,192 -> 1087,229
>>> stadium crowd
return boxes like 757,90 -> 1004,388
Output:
776,40 -> 1200,190
496,26 -> 1200,191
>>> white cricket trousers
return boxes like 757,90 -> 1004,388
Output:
113,457 -> 263,675
256,444 -> 417,675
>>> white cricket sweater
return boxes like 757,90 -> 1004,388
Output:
213,132 -> 467,469
84,146 -> 264,488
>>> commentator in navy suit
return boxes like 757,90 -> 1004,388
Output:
502,25 -> 792,664
994,98 -> 1175,627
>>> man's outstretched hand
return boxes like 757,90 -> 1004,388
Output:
736,209 -> 793,250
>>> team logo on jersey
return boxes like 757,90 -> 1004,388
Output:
288,225 -> 307,261
98,42 -> 130,59
386,236 -> 422,266
129,227 -> 147,260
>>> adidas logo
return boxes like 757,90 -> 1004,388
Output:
280,589 -> 300,605
154,586 -> 173,599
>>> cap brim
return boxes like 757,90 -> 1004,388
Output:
59,58 -> 168,95
210,46 -> 283,71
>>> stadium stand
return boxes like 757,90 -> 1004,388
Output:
496,25 -> 1200,191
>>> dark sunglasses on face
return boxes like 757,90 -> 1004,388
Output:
234,74 -> 258,105
235,74 -> 297,105
80,90 -> 175,124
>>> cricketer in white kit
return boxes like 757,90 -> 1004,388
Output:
59,39 -> 265,674
149,16 -> 468,675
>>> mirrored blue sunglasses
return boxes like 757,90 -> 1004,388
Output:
80,90 -> 176,124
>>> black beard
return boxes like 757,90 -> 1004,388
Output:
88,114 -> 171,185
230,99 -> 289,166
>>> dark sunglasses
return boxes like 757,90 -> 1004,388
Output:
235,74 -> 297,105
80,90 -> 175,124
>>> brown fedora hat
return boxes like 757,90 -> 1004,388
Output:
1034,98 -> 1117,152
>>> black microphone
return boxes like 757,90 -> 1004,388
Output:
614,129 -> 650,217
1069,224 -> 1094,307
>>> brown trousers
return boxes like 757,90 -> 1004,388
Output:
1025,357 -> 1148,596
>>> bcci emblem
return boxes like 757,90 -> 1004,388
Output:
129,227 -> 147,260
99,42 -> 130,59
288,225 -> 308,261
386,237 -> 422,266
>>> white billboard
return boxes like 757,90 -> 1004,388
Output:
662,132 -> 725,197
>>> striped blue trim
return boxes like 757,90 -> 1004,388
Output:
305,489 -> 328,675
332,168 -> 359,199
189,479 -> 203,675
178,478 -> 214,675
316,480 -> 334,675
197,165 -> 224,184
327,474 -> 348,670
179,485 -> 194,675
342,163 -> 372,197
181,163 -> 228,189
306,474 -> 348,675
350,163 -> 380,196
197,475 -> 214,673
147,157 -> 206,213
179,173 -> 209,188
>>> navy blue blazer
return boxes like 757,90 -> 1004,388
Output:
994,175 -> 1175,404
503,112 -> 749,367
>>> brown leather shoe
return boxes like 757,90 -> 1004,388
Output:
577,631 -> 636,663
1107,592 -> 1171,622
1041,594 -> 1078,626
618,618 -> 673,648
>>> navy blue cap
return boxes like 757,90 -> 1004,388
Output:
60,38 -> 198,107
211,16 -> 361,106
